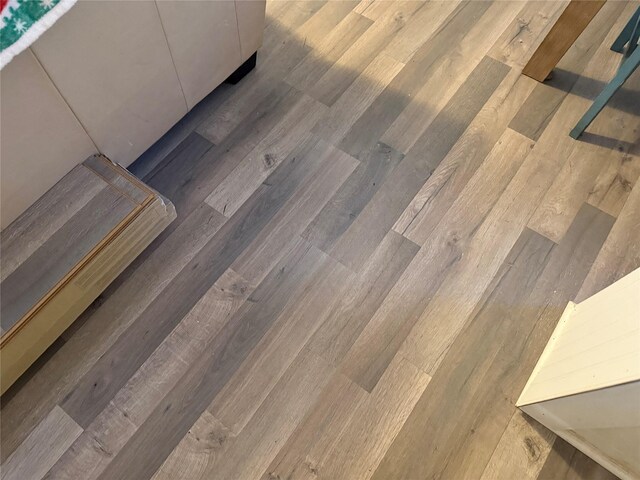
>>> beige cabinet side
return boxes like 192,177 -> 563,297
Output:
157,0 -> 243,109
521,382 -> 640,480
0,49 -> 97,230
235,0 -> 267,60
30,0 -> 188,167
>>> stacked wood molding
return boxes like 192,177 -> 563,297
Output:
0,155 -> 176,394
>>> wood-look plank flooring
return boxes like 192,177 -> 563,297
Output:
2,1 -> 639,479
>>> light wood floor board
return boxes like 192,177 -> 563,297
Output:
2,406 -> 82,480
393,69 -> 536,236
301,142 -> 404,253
285,11 -> 373,94
330,55 -> 510,272
3,2 -> 637,478
380,0 -> 522,153
371,204 -> 614,480
487,0 -> 568,69
339,0 -> 494,158
307,1 -> 421,107
480,410 -> 556,480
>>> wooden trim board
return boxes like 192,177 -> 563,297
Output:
0,156 -> 176,394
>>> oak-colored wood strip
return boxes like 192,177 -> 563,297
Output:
521,0 -> 606,82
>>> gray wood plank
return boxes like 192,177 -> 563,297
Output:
308,1 -> 423,107
0,165 -> 106,283
301,142 -> 404,252
371,204 -> 614,480
536,437 -> 619,480
1,188 -> 136,332
330,56 -> 511,272
508,0 -> 626,141
144,82 -> 302,251
285,11 -> 373,94
60,135 -> 331,428
308,230 -> 419,365
339,0 -> 494,158
95,239 -> 328,480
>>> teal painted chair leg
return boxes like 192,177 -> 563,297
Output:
570,46 -> 640,139
611,7 -> 639,53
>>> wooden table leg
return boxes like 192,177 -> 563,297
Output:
522,0 -> 607,82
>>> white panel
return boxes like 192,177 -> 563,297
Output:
30,0 -> 188,166
521,382 -> 640,480
519,268 -> 640,405
157,0 -> 243,109
0,49 -> 97,230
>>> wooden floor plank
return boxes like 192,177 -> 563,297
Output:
44,269 -> 254,480
0,204 -> 226,463
60,136 -> 331,429
301,142 -> 404,252
382,0 -> 462,63
265,354 -> 430,480
232,140 -> 358,284
0,166 -> 106,283
330,55 -> 510,274
2,406 -> 82,480
307,1 -> 421,107
393,70 -> 535,237
293,0 -> 361,50
480,410 -> 556,480
527,8 -> 640,242
537,437 -> 619,480
380,0 -> 521,153
371,203 -> 614,480
263,373 -> 368,480
205,93 -> 327,217
339,0 -> 494,158
308,230 -> 419,366
403,113 -> 535,245
285,11 -> 373,94
96,242 -> 329,480
577,178 -> 640,303
156,347 -> 334,480
312,52 -> 404,145
208,258 -> 352,435
487,0 -> 568,69
341,127 -> 533,391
